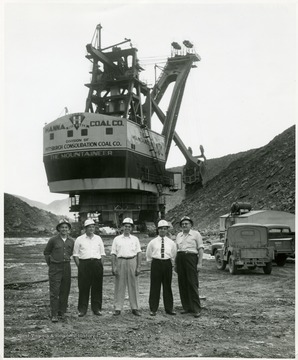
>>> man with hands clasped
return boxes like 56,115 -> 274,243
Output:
175,216 -> 204,318
146,220 -> 177,316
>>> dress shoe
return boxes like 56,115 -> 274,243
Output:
132,309 -> 141,316
166,311 -> 176,315
58,312 -> 65,320
51,316 -> 58,323
150,311 -> 156,316
78,312 -> 86,317
193,312 -> 201,318
180,310 -> 189,314
113,310 -> 121,316
93,311 -> 102,316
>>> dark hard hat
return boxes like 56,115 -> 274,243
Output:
180,216 -> 193,227
56,219 -> 71,231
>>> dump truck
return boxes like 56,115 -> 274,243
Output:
215,223 -> 274,275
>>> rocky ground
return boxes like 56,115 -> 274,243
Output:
4,237 -> 295,358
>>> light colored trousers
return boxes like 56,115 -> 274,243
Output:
114,257 -> 139,310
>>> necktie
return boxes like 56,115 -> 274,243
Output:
161,237 -> 165,258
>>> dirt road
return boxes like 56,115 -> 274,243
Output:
4,238 -> 295,358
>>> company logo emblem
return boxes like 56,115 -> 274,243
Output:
69,114 -> 85,129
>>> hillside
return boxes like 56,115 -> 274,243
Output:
166,149 -> 256,212
166,125 -> 295,233
13,195 -> 71,217
4,194 -> 64,237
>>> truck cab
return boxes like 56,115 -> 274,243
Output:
215,223 -> 274,275
265,224 -> 295,266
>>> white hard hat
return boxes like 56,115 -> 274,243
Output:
84,219 -> 95,227
122,217 -> 134,225
158,220 -> 169,228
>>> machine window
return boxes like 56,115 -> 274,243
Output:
81,129 -> 88,136
240,230 -> 255,237
50,133 -> 54,140
67,130 -> 73,137
106,128 -> 113,135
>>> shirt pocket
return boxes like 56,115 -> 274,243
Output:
65,243 -> 73,253
54,243 -> 63,250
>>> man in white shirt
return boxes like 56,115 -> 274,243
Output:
146,220 -> 177,316
73,219 -> 106,317
111,218 -> 142,316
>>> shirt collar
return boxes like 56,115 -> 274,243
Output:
182,229 -> 194,236
121,233 -> 131,238
85,233 -> 95,239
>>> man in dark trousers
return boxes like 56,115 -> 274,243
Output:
44,219 -> 74,323
146,220 -> 177,316
175,216 -> 204,318
73,219 -> 106,317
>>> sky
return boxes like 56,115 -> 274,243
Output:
1,0 -> 297,204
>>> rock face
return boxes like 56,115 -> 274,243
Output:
4,194 -> 63,237
166,150 -> 256,212
166,125 -> 295,234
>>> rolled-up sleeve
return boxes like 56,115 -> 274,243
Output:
146,242 -> 153,262
195,233 -> 204,250
171,243 -> 177,260
99,237 -> 106,256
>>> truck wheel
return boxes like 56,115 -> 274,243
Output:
215,250 -> 226,270
263,261 -> 272,274
229,257 -> 238,275
275,254 -> 287,267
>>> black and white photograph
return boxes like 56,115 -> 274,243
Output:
2,0 -> 296,358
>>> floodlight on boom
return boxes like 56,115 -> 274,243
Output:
183,40 -> 193,48
171,42 -> 181,50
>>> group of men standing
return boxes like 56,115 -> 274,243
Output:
43,215 -> 204,323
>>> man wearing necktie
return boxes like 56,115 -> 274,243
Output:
146,220 -> 177,316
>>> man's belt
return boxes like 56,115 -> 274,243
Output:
118,256 -> 136,260
178,251 -> 198,255
80,258 -> 101,261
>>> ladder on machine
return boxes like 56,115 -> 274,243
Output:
141,125 -> 164,196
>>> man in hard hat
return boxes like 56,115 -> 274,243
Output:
73,219 -> 106,317
44,219 -> 74,323
175,216 -> 204,318
146,220 -> 177,316
111,218 -> 142,316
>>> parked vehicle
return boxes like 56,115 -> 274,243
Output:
265,224 -> 295,266
207,202 -> 295,257
215,223 -> 274,275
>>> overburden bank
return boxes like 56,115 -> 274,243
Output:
4,125 -> 295,238
167,125 -> 295,233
